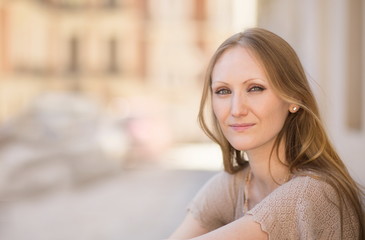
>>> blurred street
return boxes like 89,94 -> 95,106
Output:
0,89 -> 222,240
0,166 -> 217,240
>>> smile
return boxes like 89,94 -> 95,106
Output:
229,123 -> 256,132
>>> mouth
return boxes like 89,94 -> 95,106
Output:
229,123 -> 255,131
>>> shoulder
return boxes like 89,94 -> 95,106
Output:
288,174 -> 338,199
248,174 -> 358,239
255,174 -> 339,205
292,174 -> 339,202
191,169 -> 247,205
187,168 -> 248,230
196,168 -> 247,197
250,174 -> 340,215
210,168 -> 246,183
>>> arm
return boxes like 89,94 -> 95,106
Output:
168,212 -> 210,239
169,213 -> 267,240
189,215 -> 268,240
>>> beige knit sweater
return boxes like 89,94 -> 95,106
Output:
188,169 -> 359,239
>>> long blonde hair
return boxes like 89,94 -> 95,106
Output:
198,27 -> 364,238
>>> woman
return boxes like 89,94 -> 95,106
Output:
168,28 -> 364,239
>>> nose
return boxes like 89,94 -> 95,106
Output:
231,93 -> 248,117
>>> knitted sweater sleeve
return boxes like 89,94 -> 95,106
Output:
187,171 -> 240,231
247,176 -> 359,240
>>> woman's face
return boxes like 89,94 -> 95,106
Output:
211,46 -> 290,152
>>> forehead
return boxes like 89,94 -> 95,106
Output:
211,46 -> 267,82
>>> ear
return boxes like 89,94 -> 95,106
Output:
289,104 -> 300,113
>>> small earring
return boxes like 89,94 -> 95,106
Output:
291,106 -> 300,113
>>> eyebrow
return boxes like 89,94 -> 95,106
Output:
211,78 -> 264,85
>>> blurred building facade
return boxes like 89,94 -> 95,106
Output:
0,0 -> 364,182
0,0 -> 256,143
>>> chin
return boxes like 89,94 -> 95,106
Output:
228,138 -> 261,152
230,143 -> 252,152
225,135 -> 256,151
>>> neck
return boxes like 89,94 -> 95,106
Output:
246,139 -> 290,193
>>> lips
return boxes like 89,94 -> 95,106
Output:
229,123 -> 255,131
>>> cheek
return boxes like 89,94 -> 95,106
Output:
265,103 -> 289,127
212,99 -> 229,122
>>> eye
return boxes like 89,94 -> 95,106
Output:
248,85 -> 265,92
215,88 -> 232,95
